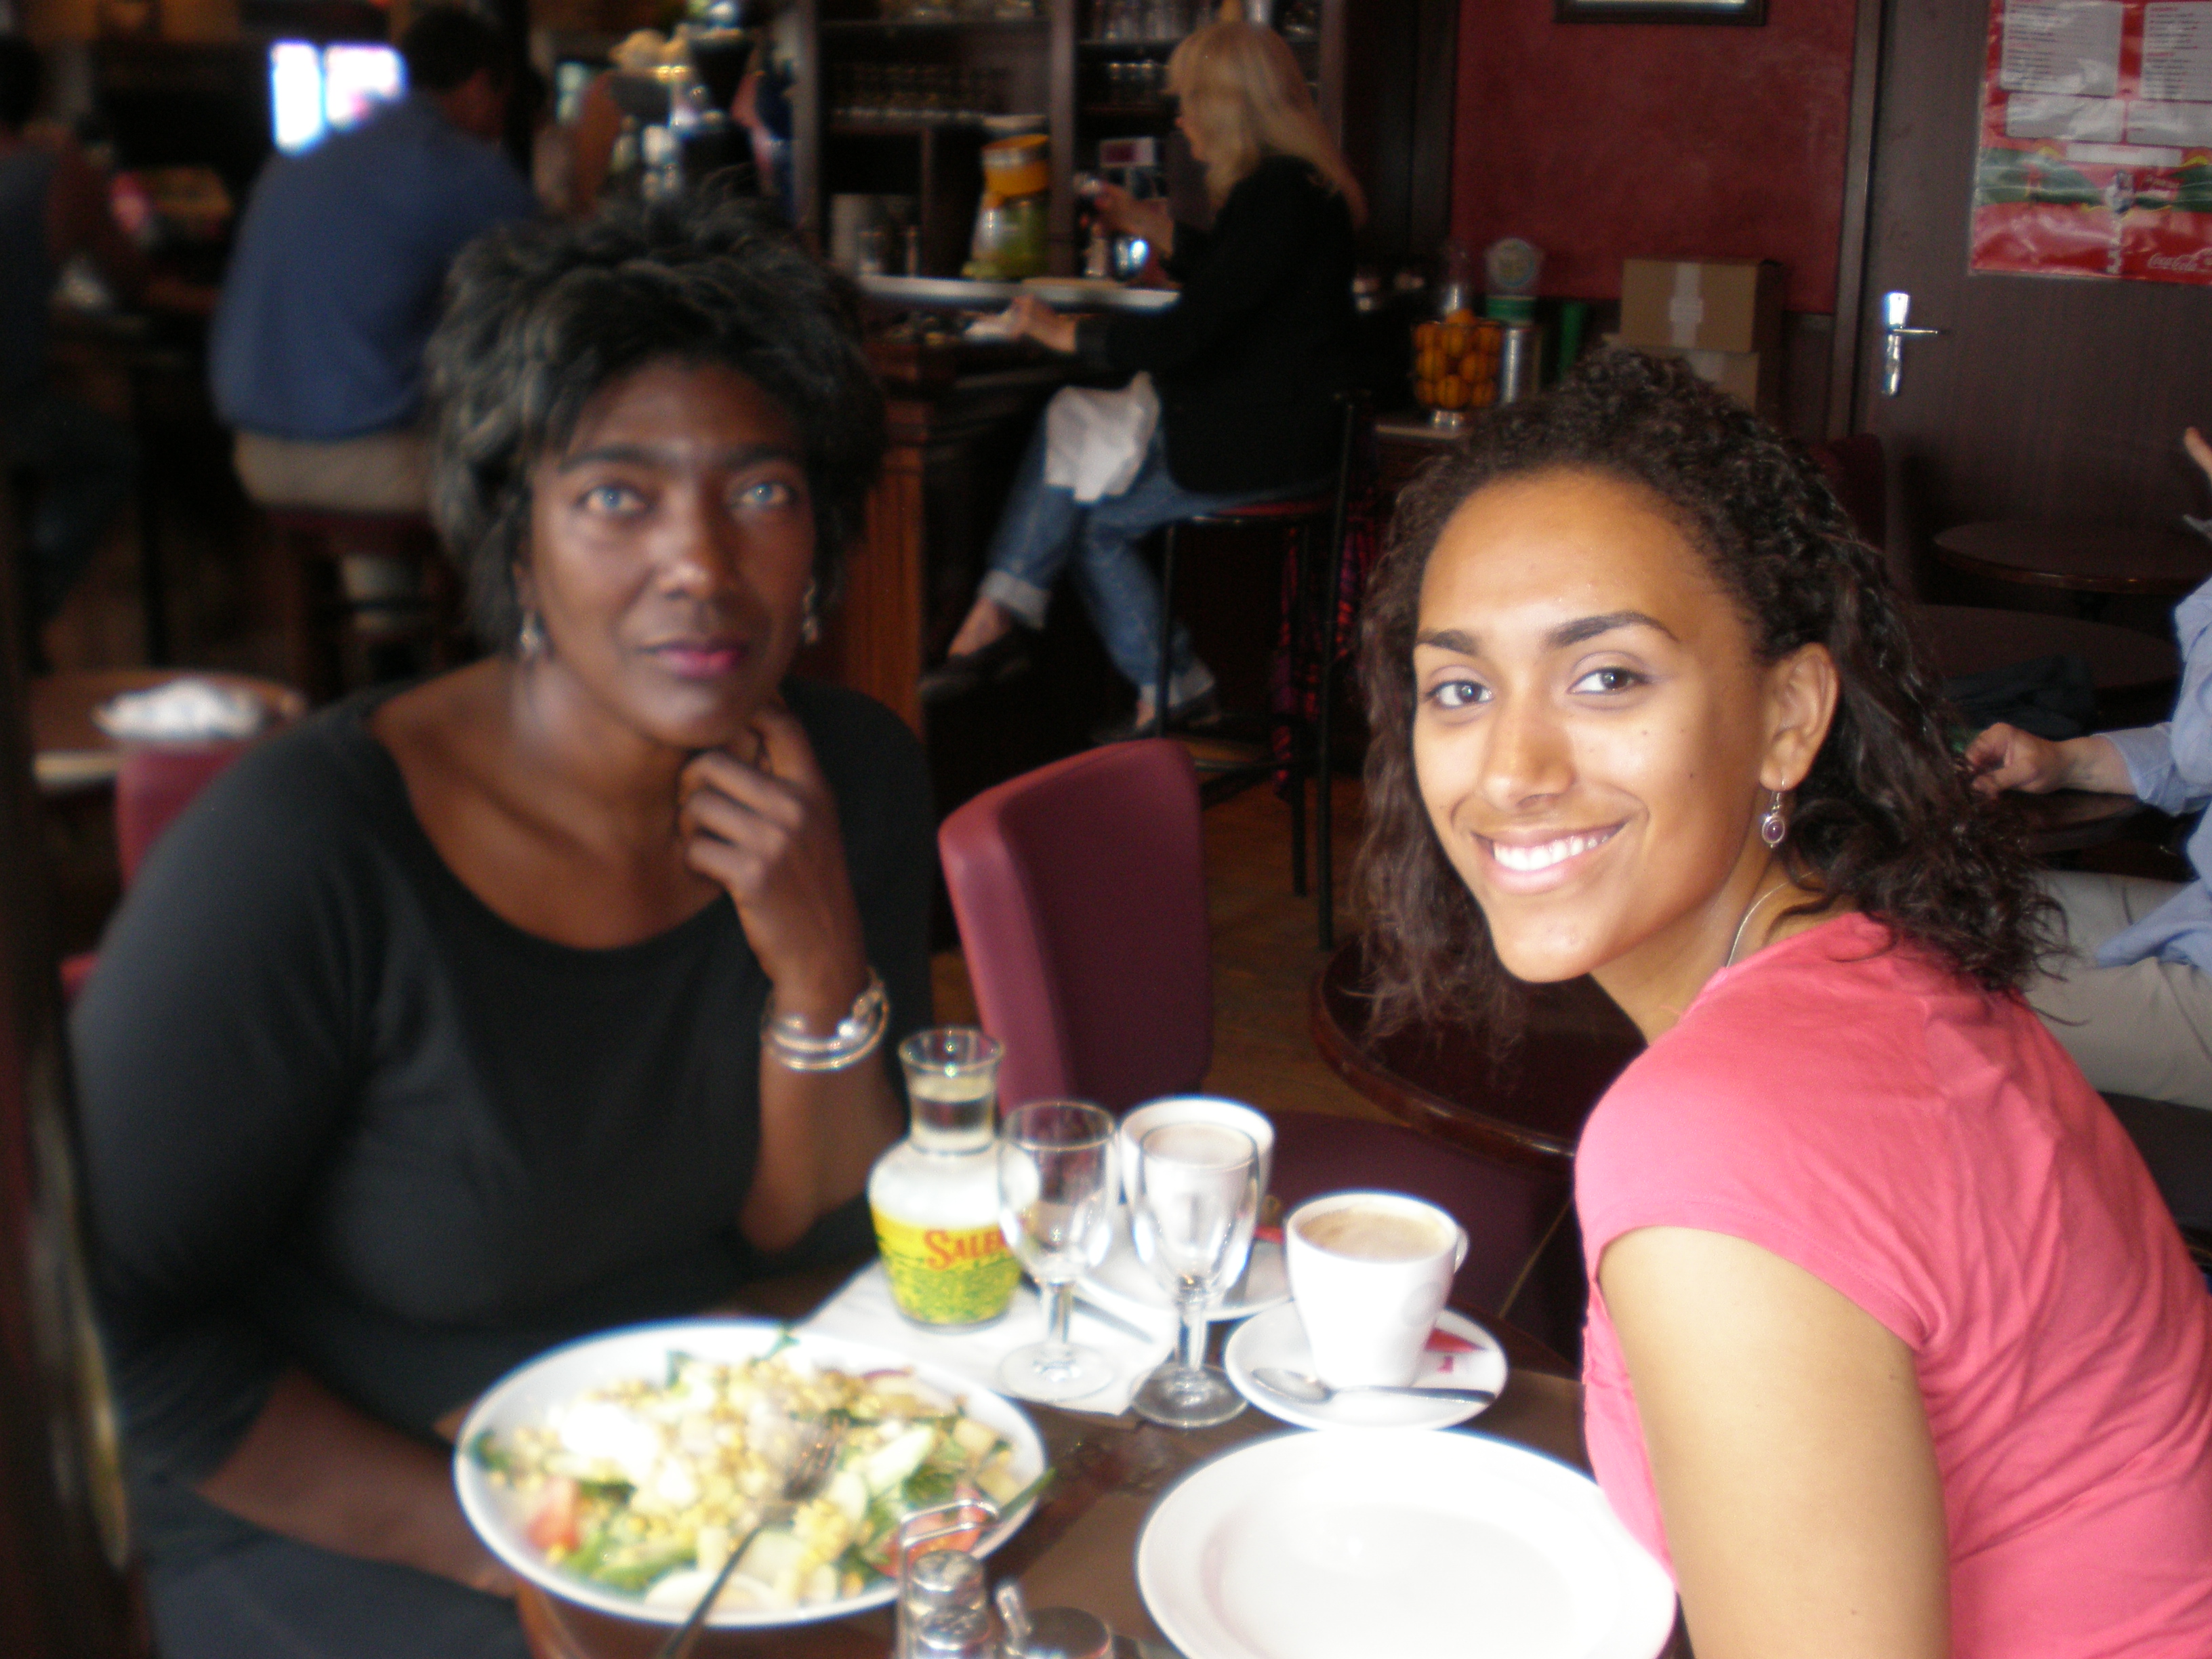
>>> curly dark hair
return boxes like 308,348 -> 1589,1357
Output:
1354,347 -> 2053,1038
425,192 -> 885,648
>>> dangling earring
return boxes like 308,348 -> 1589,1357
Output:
517,609 -> 546,661
1759,789 -> 1788,849
799,580 -> 821,647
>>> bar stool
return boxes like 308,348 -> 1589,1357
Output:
263,507 -> 470,703
1153,392 -> 1366,947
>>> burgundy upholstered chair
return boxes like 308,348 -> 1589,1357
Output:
938,739 -> 1584,1353
116,743 -> 247,885
939,739 -> 1212,1116
59,741 -> 250,1002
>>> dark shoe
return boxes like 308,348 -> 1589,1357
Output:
1090,689 -> 1220,745
916,626 -> 1035,705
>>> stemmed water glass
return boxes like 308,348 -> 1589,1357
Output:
997,1101 -> 1117,1402
1129,1122 -> 1258,1427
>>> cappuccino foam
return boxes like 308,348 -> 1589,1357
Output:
1297,1204 -> 1449,1263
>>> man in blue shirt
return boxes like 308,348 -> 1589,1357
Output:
1970,430 -> 2212,1111
211,6 -> 537,516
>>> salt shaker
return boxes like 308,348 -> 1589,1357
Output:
996,1581 -> 1115,1659
914,1605 -> 1001,1659
910,1549 -> 988,1618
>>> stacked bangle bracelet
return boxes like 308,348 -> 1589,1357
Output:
762,970 -> 888,1072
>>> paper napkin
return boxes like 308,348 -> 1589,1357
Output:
800,1262 -> 1174,1417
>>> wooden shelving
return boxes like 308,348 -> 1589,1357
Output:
794,0 -> 1454,277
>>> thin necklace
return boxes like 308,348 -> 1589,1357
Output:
1723,879 -> 1793,968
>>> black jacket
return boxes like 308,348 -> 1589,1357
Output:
1076,155 -> 1355,495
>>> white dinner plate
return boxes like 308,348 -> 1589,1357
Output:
452,1319 -> 1046,1629
1136,1430 -> 1677,1659
1225,1305 -> 1506,1431
1078,1205 -> 1289,1328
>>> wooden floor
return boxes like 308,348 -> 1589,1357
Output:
931,770 -> 1387,1123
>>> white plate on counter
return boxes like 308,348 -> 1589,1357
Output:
858,273 -> 1177,312
1136,1429 -> 1676,1659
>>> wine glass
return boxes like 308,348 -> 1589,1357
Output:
1129,1121 -> 1258,1427
997,1101 -> 1117,1402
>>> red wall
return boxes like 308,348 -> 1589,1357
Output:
1450,0 -> 1860,314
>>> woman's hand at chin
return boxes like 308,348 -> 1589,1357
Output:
676,703 -> 868,1018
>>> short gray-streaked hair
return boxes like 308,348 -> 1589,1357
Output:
425,193 -> 885,648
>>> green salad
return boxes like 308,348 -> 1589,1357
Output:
470,1345 -> 1036,1614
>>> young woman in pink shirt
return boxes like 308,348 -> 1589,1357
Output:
1353,350 -> 2212,1658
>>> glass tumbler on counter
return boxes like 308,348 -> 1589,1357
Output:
997,1101 -> 1117,1402
1128,1122 -> 1258,1428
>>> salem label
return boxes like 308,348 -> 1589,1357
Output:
872,1211 -> 1020,1328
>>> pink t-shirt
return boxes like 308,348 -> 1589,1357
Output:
1578,913 -> 2212,1657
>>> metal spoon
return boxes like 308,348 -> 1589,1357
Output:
1252,1366 -> 1496,1408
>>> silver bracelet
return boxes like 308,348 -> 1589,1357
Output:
761,969 -> 888,1072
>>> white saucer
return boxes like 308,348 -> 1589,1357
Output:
1225,1305 -> 1507,1431
1078,1205 -> 1289,1328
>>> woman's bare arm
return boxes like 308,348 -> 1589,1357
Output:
678,705 -> 903,1250
197,1369 -> 515,1595
1600,1227 -> 1950,1659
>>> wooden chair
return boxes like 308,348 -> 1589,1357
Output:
264,507 -> 470,703
0,665 -> 146,1657
1152,394 -> 1368,948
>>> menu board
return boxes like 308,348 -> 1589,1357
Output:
1971,0 -> 2212,281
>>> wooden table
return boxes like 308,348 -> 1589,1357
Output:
1933,520 -> 2212,600
512,1295 -> 1593,1658
1912,602 -> 2179,699
1993,787 -> 2158,857
794,336 -> 1065,736
1309,943 -> 1642,1176
26,668 -> 302,794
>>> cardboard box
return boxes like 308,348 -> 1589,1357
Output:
1618,259 -> 1784,356
1603,334 -> 1781,421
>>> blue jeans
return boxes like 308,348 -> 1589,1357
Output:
979,420 -> 1305,704
3,389 -> 136,623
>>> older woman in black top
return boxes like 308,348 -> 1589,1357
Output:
928,19 -> 1361,733
73,198 -> 928,1658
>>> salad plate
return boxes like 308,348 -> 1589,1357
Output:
1136,1429 -> 1676,1659
453,1319 -> 1046,1629
1077,1204 -> 1289,1328
1225,1305 -> 1505,1431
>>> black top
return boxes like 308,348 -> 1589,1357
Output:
1077,155 -> 1356,495
72,678 -> 933,1568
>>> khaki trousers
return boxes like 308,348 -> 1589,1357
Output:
2029,871 -> 2212,1110
232,430 -> 429,514
234,431 -> 431,616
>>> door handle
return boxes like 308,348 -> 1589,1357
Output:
1881,291 -> 1944,398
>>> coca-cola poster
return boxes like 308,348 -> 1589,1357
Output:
1971,0 -> 2212,283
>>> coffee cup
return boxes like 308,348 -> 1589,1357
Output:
1284,1191 -> 1469,1389
1118,1096 -> 1274,1210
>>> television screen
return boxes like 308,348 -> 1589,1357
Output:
268,40 -> 405,155
324,43 -> 405,132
